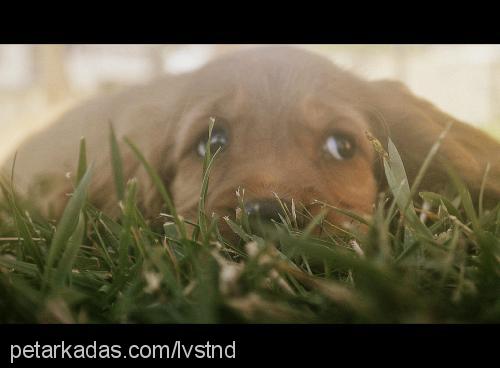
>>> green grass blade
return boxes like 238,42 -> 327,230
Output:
419,191 -> 462,221
198,150 -> 221,240
44,166 -> 93,287
312,200 -> 371,227
124,137 -> 187,239
224,217 -> 252,242
53,212 -> 86,288
109,123 -> 126,201
197,118 -> 224,241
445,164 -> 480,232
384,139 -> 433,239
76,137 -> 88,185
409,121 -> 452,200
0,184 -> 44,272
117,179 -> 138,277
478,162 -> 491,218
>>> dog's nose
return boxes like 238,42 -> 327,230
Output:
244,199 -> 287,223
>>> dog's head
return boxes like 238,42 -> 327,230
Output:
145,47 -> 500,236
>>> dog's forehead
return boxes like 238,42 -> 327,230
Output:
173,47 -> 371,156
187,47 -> 367,112
184,48 -> 360,118
192,47 -> 341,94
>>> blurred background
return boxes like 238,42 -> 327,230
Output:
1,44 -> 500,163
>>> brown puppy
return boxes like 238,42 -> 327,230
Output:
3,46 -> 500,236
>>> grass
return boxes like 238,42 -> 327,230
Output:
0,122 -> 499,323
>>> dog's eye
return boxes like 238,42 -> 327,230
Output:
197,128 -> 228,157
324,134 -> 356,160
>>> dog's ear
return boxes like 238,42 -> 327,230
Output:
364,79 -> 500,205
89,109 -> 180,218
89,75 -> 191,218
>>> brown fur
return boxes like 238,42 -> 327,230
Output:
3,46 -> 500,234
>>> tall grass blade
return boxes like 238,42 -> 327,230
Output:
384,139 -> 432,239
0,184 -> 44,272
44,166 -> 92,287
109,123 -> 125,201
124,138 -> 186,238
53,212 -> 86,288
76,137 -> 88,186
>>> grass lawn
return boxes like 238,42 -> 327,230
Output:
1,124 -> 499,323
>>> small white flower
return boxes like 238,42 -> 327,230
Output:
143,271 -> 161,294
